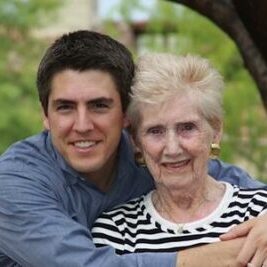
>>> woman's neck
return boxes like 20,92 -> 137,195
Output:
152,176 -> 226,223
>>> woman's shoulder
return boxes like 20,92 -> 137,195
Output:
95,194 -> 149,226
107,195 -> 146,214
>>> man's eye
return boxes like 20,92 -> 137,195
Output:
56,104 -> 72,111
90,101 -> 110,111
93,102 -> 109,109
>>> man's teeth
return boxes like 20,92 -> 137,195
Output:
74,141 -> 96,148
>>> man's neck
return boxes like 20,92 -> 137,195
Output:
83,154 -> 118,193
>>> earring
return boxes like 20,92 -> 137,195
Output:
135,151 -> 146,167
210,143 -> 221,159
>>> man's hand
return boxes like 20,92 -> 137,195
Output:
220,214 -> 267,267
176,238 -> 245,267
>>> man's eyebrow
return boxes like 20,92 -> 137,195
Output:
51,97 -> 114,105
52,99 -> 74,106
87,97 -> 114,105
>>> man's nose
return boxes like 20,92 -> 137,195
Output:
73,108 -> 94,132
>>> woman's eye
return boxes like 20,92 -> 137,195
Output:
177,123 -> 197,134
147,127 -> 165,135
183,123 -> 195,131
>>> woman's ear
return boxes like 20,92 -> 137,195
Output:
123,115 -> 130,129
129,133 -> 139,152
213,121 -> 223,144
130,136 -> 146,167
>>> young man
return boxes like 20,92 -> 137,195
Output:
0,30 -> 265,267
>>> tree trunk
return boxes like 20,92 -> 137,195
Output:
167,0 -> 267,111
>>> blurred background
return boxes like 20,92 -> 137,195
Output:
1,0 -> 267,181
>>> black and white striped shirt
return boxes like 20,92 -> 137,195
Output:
92,182 -> 267,254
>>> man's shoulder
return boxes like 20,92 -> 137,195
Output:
0,131 -> 53,167
0,132 -> 73,204
209,159 -> 266,188
0,131 -> 66,185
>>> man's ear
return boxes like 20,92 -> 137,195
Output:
42,110 -> 50,130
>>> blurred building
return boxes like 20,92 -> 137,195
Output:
34,0 -> 178,53
33,0 -> 99,40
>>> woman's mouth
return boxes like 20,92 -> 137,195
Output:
162,159 -> 190,170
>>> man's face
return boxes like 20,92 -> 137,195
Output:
43,69 -> 128,185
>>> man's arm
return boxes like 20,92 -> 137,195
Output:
0,170 -> 175,267
176,238 -> 245,267
221,214 -> 267,267
208,159 -> 266,188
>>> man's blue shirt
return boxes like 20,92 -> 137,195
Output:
0,130 -> 264,267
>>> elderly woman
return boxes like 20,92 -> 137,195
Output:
92,53 -> 267,255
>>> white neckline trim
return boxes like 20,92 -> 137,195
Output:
144,182 -> 233,233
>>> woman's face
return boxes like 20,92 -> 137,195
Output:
136,94 -> 221,189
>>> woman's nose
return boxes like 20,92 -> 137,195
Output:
164,131 -> 182,156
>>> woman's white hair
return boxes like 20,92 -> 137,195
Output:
127,53 -> 224,136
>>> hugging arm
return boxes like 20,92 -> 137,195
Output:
208,159 -> 266,188
209,159 -> 267,266
176,238 -> 245,267
0,170 -> 175,267
221,213 -> 267,267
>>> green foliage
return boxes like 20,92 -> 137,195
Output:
106,0 -> 150,23
0,0 -> 61,30
2,0 -> 267,181
0,0 -> 61,153
104,0 -> 267,181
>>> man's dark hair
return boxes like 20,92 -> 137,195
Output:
37,30 -> 135,115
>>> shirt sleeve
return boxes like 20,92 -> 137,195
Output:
0,169 -> 176,267
208,159 -> 266,188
